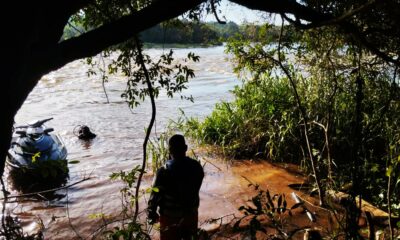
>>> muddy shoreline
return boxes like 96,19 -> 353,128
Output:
3,147 -> 396,239
3,149 -> 313,239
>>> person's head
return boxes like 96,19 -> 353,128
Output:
78,125 -> 96,140
168,134 -> 187,159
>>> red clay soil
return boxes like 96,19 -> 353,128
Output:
197,156 -> 333,239
193,148 -> 396,239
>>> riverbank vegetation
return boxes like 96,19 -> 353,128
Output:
181,23 -> 400,237
63,20 -> 290,47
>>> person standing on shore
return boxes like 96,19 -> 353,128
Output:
147,134 -> 204,240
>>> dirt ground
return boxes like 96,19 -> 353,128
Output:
189,148 -> 398,239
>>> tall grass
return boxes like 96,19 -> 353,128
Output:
146,131 -> 170,173
184,76 -> 300,161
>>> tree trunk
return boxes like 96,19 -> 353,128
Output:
0,67 -> 44,178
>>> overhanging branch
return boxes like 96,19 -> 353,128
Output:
30,0 -> 400,78
34,0 -> 203,76
229,0 -> 328,23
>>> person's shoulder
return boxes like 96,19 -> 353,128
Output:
186,157 -> 203,169
186,156 -> 199,163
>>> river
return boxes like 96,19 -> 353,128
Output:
5,46 -> 240,238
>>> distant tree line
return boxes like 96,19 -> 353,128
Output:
206,21 -> 300,43
139,21 -> 220,45
140,21 -> 300,45
63,21 -> 297,45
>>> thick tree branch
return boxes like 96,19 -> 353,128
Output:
229,0 -> 328,23
285,0 -> 377,28
33,0 -> 203,77
211,0 -> 226,24
28,0 -> 399,81
340,23 -> 400,66
317,0 -> 377,26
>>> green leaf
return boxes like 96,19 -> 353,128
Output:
68,160 -> 80,164
32,152 -> 41,163
146,187 -> 159,193
386,166 -> 393,177
312,148 -> 319,157
88,213 -> 111,219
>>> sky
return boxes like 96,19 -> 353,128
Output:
202,0 -> 282,25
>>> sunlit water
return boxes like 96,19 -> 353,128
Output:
14,46 -> 239,177
5,46 -> 240,238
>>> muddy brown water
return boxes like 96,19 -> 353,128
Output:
3,46 -> 323,239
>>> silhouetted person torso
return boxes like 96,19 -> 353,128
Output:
157,157 -> 203,216
147,134 -> 204,240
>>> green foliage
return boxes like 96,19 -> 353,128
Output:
183,76 -> 299,160
64,17 -> 297,47
104,222 -> 150,240
73,2 -> 201,109
146,118 -> 196,172
110,165 -> 141,195
61,21 -> 85,40
86,40 -> 199,108
206,22 -> 301,43
146,131 -> 170,173
140,21 -> 221,45
183,25 -> 400,215
236,24 -> 300,44
383,136 -> 400,214
88,213 -> 112,220
21,159 -> 69,179
206,21 -> 240,39
105,166 -> 152,239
